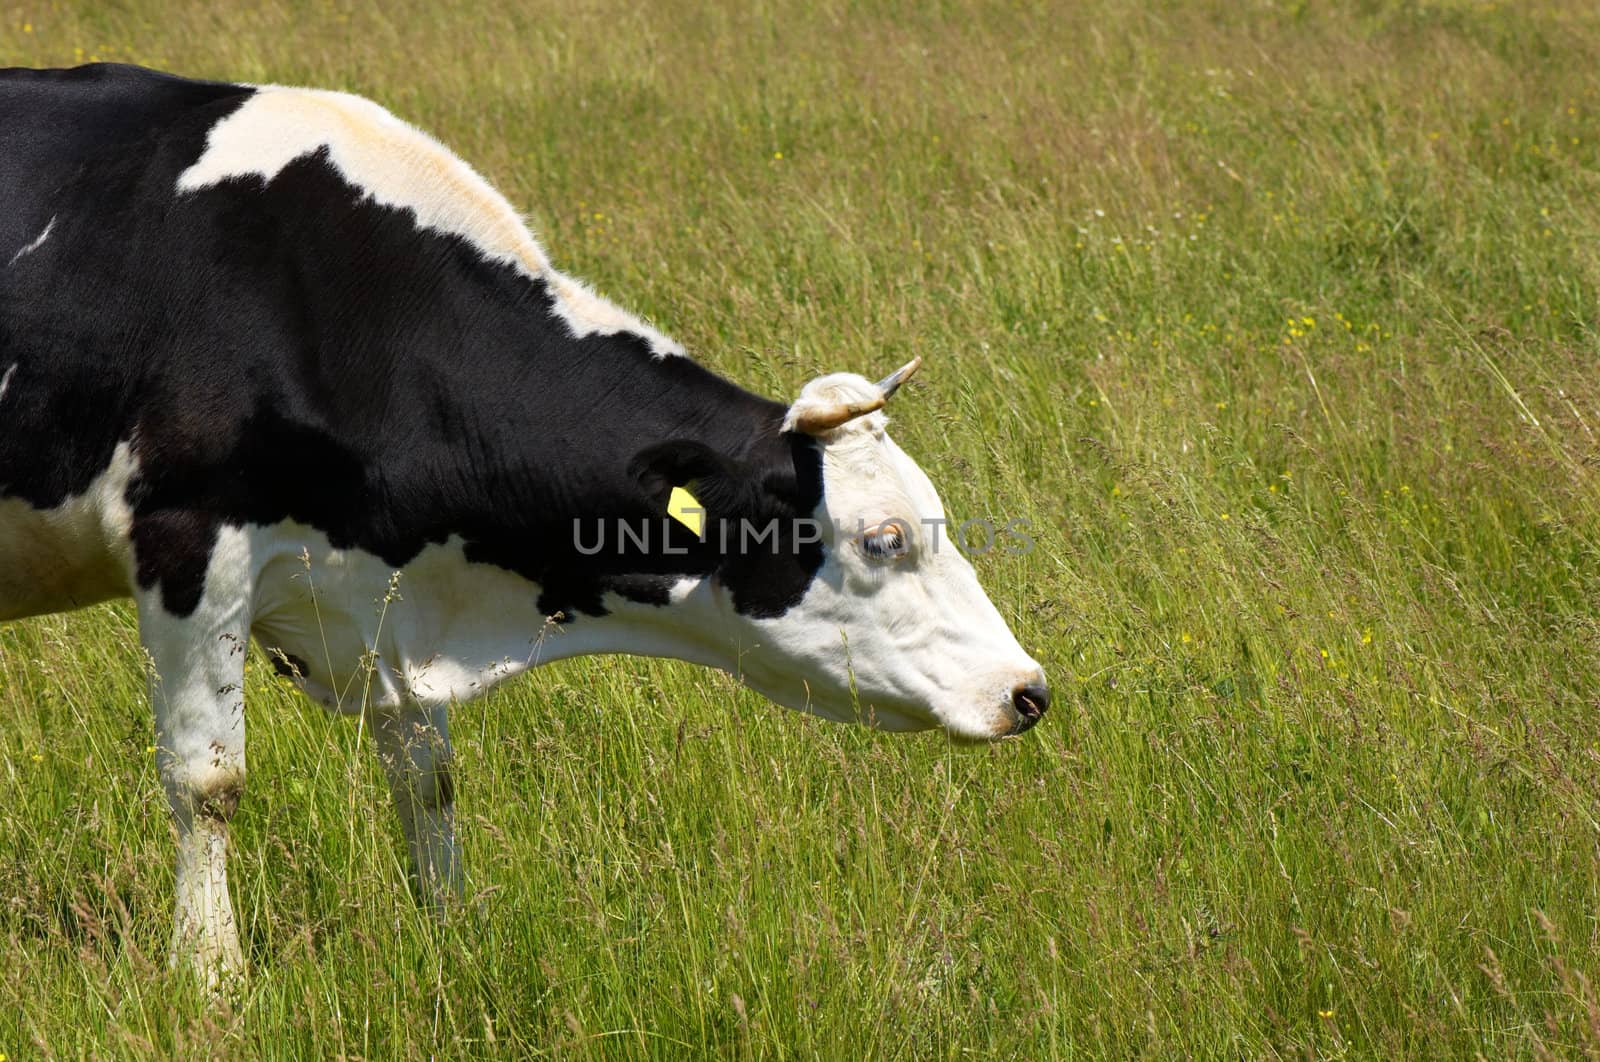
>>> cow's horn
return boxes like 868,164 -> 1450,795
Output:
875,355 -> 922,397
793,395 -> 887,434
790,357 -> 921,435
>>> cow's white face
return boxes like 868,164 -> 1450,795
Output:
715,369 -> 1049,742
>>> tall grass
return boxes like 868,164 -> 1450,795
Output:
5,0 -> 1600,1055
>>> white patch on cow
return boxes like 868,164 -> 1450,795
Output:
177,87 -> 685,357
247,527 -> 719,714
7,215 -> 55,266
0,441 -> 137,622
0,362 -> 16,403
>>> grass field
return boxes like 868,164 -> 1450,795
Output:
6,0 -> 1600,1055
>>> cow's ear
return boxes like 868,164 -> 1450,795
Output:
630,440 -> 744,515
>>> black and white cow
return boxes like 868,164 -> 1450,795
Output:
0,64 -> 1049,979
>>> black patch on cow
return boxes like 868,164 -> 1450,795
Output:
129,508 -> 219,616
0,64 -> 826,622
598,574 -> 679,609
267,650 -> 312,682
0,64 -> 249,262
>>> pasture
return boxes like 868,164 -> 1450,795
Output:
4,0 -> 1600,1055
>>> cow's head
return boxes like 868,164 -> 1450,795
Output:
638,359 -> 1049,742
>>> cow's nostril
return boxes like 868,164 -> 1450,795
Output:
1013,683 -> 1050,722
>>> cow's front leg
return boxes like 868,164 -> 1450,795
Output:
373,700 -> 461,911
136,527 -> 251,985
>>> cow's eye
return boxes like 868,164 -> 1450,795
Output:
860,522 -> 911,561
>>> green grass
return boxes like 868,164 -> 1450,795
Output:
6,0 -> 1600,1055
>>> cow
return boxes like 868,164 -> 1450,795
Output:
0,63 -> 1050,981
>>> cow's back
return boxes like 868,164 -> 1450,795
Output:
0,64 -> 249,260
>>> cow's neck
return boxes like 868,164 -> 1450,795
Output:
366,266 -> 823,632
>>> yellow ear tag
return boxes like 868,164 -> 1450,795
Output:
667,485 -> 706,536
